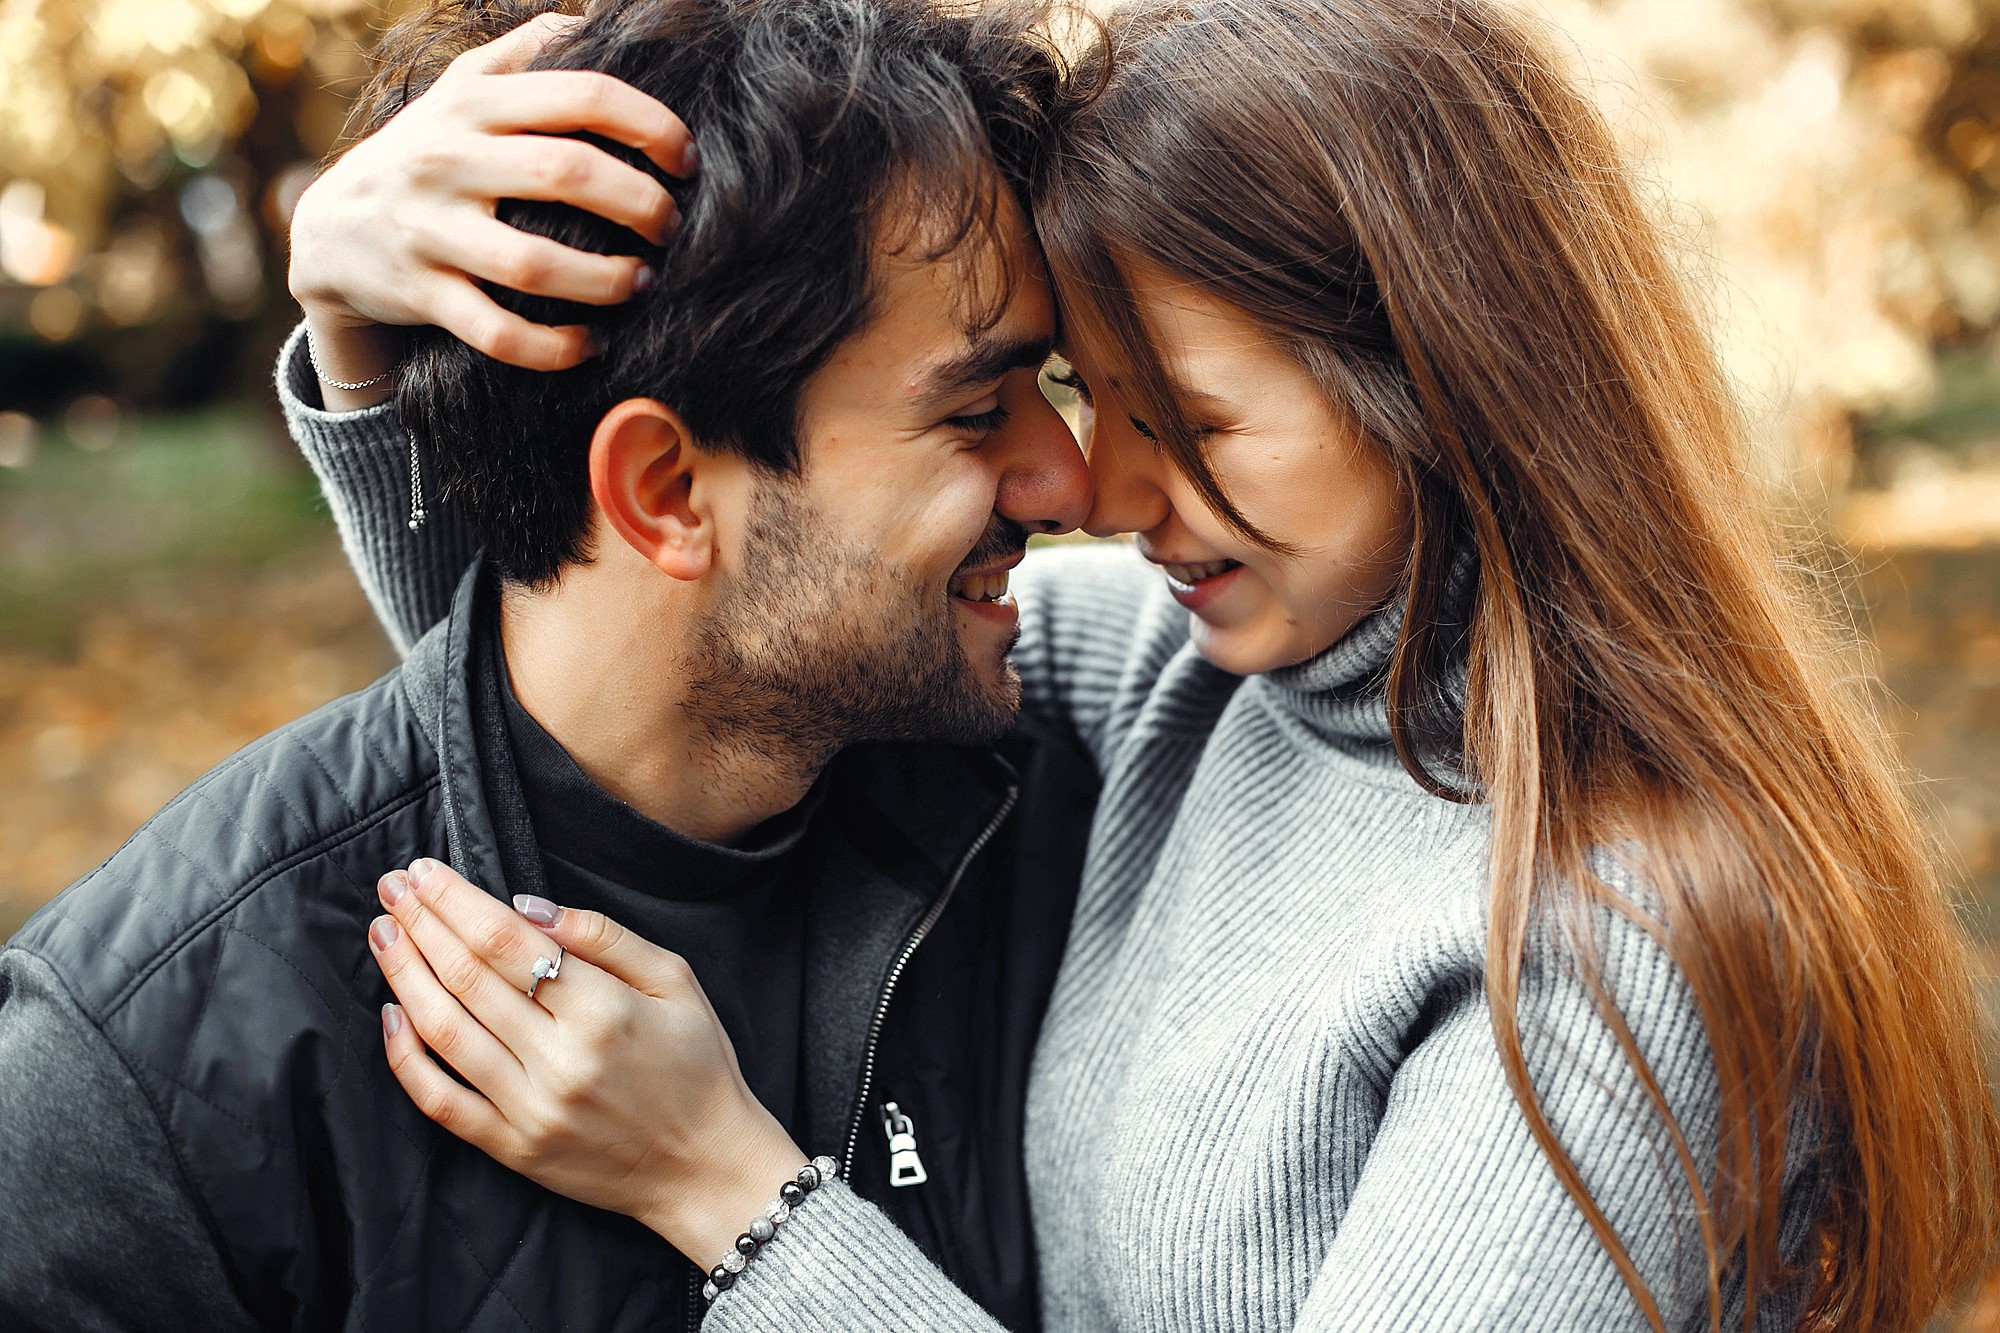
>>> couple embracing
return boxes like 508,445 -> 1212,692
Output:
2,0 -> 1996,1330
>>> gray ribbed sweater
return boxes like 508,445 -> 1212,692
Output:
277,324 -> 1823,1332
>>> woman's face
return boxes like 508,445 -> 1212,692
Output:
1058,266 -> 1411,675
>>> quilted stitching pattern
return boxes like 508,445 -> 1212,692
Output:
14,674 -> 687,1332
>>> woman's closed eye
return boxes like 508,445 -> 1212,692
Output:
1044,366 -> 1093,404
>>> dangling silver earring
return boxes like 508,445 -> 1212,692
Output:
407,429 -> 428,532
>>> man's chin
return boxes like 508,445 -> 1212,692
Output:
943,658 -> 1020,744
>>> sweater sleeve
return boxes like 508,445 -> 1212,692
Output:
1009,541 -> 1185,769
1290,896 -> 1824,1332
0,948 -> 263,1333
274,321 -> 481,656
702,1179 -> 1012,1332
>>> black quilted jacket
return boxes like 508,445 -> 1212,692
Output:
3,564 -> 1094,1332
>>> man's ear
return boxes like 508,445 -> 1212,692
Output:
588,399 -> 718,581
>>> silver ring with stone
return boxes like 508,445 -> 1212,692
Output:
526,948 -> 564,1000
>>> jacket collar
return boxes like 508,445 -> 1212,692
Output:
402,559 -> 518,899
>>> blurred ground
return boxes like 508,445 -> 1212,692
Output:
0,409 -> 396,939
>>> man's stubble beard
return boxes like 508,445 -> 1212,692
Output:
687,479 -> 1021,769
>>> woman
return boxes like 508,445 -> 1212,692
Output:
288,0 -> 2000,1328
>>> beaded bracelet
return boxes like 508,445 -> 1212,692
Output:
702,1155 -> 840,1301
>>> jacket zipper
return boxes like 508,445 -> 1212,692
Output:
839,783 -> 1019,1181
881,1101 -> 929,1186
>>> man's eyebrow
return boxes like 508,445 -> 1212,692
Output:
912,332 -> 1055,413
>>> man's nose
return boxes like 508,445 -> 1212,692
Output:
991,380 -> 1092,536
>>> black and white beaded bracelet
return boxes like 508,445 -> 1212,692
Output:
702,1154 -> 841,1302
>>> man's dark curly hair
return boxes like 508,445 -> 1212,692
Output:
351,0 -> 1070,586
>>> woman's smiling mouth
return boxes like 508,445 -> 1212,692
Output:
1157,557 -> 1242,594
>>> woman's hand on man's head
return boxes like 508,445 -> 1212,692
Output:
287,11 -> 698,397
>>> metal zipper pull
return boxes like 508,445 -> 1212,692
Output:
881,1101 -> 928,1188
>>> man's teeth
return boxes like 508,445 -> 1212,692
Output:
949,570 -> 1012,603
1162,558 -> 1241,588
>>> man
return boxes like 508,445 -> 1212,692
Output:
0,2 -> 1097,1329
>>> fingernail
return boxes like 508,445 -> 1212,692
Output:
369,916 -> 399,952
661,206 -> 682,241
513,894 -> 563,928
378,870 -> 408,908
632,264 -> 654,294
681,138 -> 700,175
381,1003 -> 402,1039
408,858 -> 438,887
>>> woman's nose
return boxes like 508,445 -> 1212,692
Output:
1082,421 -> 1171,539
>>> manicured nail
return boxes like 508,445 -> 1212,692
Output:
381,1003 -> 402,1039
408,858 -> 438,887
681,138 -> 700,175
632,264 -> 654,294
378,871 -> 408,908
661,205 -> 682,241
369,916 -> 399,952
513,894 -> 562,928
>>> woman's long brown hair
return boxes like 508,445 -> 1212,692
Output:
1036,1 -> 2000,1327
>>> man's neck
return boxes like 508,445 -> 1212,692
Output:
496,580 -> 823,847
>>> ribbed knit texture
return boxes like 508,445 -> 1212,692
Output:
277,327 -> 1825,1332
276,323 -> 480,656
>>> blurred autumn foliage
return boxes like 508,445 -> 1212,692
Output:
1523,0 -> 2000,525
0,0 -> 421,416
0,1 -> 1997,1320
1,0 -> 1999,482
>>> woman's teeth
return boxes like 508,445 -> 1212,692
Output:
1161,558 -> 1241,591
949,570 -> 1012,603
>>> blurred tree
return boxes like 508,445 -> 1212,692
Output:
1507,0 -> 2000,490
2,0 -> 1999,488
0,0 -> 415,412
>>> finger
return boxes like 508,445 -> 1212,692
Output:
452,11 -> 583,79
476,69 -> 699,178
423,279 -> 596,370
435,216 -> 655,308
369,913 -> 527,1098
380,1001 -> 519,1151
515,898 -> 695,1001
383,863 -> 560,1038
460,132 -> 679,244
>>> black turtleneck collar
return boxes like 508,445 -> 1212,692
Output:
496,648 -> 825,903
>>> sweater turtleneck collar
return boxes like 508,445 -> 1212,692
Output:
1257,545 -> 1478,762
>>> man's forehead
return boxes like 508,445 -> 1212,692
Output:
862,217 -> 1055,396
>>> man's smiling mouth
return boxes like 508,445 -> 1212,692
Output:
949,519 -> 1031,607
948,569 -> 1013,603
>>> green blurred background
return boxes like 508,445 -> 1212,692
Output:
0,0 -> 1997,1321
